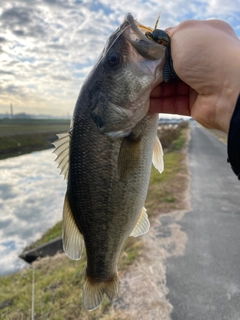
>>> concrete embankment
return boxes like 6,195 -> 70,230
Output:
19,237 -> 63,263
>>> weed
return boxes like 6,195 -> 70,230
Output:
165,195 -> 175,203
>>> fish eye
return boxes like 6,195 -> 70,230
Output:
106,51 -> 121,67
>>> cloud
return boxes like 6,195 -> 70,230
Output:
1,7 -> 32,25
0,216 -> 11,229
0,0 -> 239,117
0,36 -> 7,43
0,183 -> 17,200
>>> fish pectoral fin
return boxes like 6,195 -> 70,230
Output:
52,132 -> 70,181
118,133 -> 142,180
130,207 -> 150,237
83,274 -> 119,311
152,135 -> 164,173
62,193 -> 84,260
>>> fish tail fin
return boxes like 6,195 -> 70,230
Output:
83,273 -> 119,311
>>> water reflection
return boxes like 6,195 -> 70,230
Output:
0,150 -> 66,275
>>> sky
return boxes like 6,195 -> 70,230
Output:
0,0 -> 240,117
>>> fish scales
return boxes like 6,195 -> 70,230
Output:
53,12 -> 166,311
69,93 -> 159,280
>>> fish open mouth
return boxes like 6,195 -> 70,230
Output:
125,13 -> 154,43
122,13 -> 166,61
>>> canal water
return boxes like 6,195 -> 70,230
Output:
0,149 -> 66,275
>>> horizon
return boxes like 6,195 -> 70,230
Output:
0,110 -> 190,120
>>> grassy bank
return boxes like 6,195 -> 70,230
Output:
0,119 -> 70,158
0,122 -> 189,320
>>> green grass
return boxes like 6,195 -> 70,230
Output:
0,238 -> 142,320
149,152 -> 183,185
0,119 -> 70,136
145,152 -> 185,216
165,195 -> 175,203
23,222 -> 62,252
0,122 -> 189,320
145,125 -> 189,216
0,134 -> 50,152
0,119 -> 70,158
170,133 -> 186,151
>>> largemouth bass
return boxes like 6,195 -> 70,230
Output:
54,13 -> 167,311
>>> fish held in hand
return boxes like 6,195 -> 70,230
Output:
53,12 -> 166,311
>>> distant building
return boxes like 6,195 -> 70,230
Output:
0,113 -> 10,119
13,113 -> 32,119
158,118 -> 186,125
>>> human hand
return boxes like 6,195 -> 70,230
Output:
150,19 -> 240,133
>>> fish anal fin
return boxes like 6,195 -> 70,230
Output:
118,133 -> 142,180
83,274 -> 119,311
152,135 -> 164,173
52,132 -> 70,180
62,193 -> 84,260
130,207 -> 150,237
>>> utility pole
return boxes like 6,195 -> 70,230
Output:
10,103 -> 13,119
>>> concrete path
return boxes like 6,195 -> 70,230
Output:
166,123 -> 240,320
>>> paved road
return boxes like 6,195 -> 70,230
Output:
166,123 -> 240,320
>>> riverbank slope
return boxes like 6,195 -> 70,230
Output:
0,118 -> 70,159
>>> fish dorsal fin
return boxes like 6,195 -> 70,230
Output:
62,193 -> 84,260
152,135 -> 164,173
130,207 -> 150,237
52,132 -> 70,180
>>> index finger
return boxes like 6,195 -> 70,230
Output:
150,81 -> 189,98
149,81 -> 191,115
